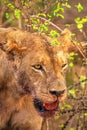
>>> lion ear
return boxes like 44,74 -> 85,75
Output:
5,39 -> 27,55
58,29 -> 72,52
0,28 -> 27,59
59,29 -> 86,58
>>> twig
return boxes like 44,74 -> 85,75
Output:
30,15 -> 63,32
76,112 -> 80,130
68,96 -> 87,101
60,107 -> 87,115
68,78 -> 87,90
74,43 -> 87,59
0,18 -> 13,27
62,113 -> 78,130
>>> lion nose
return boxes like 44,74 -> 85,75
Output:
50,89 -> 65,97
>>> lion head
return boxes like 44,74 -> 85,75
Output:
0,28 -> 71,118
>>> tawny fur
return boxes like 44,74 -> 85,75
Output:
0,28 -> 72,130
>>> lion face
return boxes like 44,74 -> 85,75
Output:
0,28 -> 71,118
14,34 -> 68,117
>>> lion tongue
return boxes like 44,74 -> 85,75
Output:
43,101 -> 58,111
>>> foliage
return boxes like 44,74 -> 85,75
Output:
75,3 -> 83,12
75,17 -> 87,31
0,0 -> 87,130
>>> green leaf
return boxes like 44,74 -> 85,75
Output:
32,24 -> 38,31
44,19 -> 51,26
70,128 -> 74,130
59,124 -> 64,128
82,18 -> 87,23
5,12 -> 10,19
77,23 -> 83,29
62,2 -> 71,8
75,3 -> 83,12
51,39 -> 60,45
64,104 -> 72,109
65,24 -> 70,27
21,0 -> 28,6
38,13 -> 46,17
68,52 -> 78,62
14,9 -> 21,20
49,30 -> 60,38
61,103 -> 72,109
53,3 -> 64,17
69,62 -> 74,67
40,24 -> 48,32
30,17 -> 39,24
71,33 -> 76,37
80,75 -> 86,88
69,88 -> 76,97
57,13 -> 64,19
54,114 -> 60,120
84,113 -> 87,116
57,3 -> 64,12
7,3 -> 15,9
75,17 -> 81,23
73,40 -> 79,45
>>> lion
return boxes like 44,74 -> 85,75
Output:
0,27 -> 73,130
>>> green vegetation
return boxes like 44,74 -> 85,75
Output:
0,0 -> 87,130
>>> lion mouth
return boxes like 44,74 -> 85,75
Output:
34,98 -> 59,117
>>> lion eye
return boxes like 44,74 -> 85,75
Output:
62,63 -> 68,70
32,64 -> 44,71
